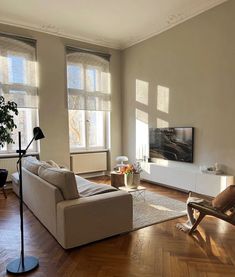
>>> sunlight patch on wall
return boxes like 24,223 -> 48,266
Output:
157,85 -> 169,113
157,118 -> 169,128
136,79 -> 149,105
220,176 -> 228,192
136,109 -> 148,160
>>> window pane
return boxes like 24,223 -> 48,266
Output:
8,54 -> 26,84
9,108 -> 38,151
69,110 -> 86,149
67,64 -> 83,89
86,67 -> 100,92
87,111 -> 104,147
0,143 -> 7,152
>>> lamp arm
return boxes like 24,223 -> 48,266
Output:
16,136 -> 35,164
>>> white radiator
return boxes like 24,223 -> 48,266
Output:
0,157 -> 18,182
70,152 -> 107,174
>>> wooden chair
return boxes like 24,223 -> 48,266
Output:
187,191 -> 235,235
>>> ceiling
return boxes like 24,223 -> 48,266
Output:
0,0 -> 227,49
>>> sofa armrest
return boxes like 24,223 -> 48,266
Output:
56,191 -> 133,249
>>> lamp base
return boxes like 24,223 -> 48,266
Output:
6,256 -> 39,274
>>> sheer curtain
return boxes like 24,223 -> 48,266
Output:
0,34 -> 38,152
67,50 -> 111,111
0,35 -> 38,108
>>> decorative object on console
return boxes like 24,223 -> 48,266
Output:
6,127 -> 45,275
200,163 -> 224,175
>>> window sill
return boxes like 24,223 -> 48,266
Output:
70,149 -> 109,155
0,152 -> 39,159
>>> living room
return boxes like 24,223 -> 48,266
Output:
1,0 -> 235,276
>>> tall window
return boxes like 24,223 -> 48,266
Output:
0,35 -> 38,153
66,48 -> 111,151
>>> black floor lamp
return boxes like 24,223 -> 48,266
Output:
6,127 -> 45,275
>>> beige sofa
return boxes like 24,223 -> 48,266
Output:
12,161 -> 133,249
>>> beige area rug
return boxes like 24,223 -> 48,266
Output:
133,190 -> 187,230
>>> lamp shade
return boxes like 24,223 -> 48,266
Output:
33,127 -> 45,140
116,156 -> 128,165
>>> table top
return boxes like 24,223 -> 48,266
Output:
111,171 -> 123,175
119,185 -> 146,192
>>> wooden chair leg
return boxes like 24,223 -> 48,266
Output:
2,187 -> 7,199
189,212 -> 205,235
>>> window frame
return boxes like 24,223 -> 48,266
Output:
69,110 -> 109,153
67,52 -> 110,153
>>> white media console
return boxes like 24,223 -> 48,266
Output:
140,161 -> 234,197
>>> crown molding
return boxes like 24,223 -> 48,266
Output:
0,18 -> 121,50
0,0 -> 228,51
121,0 -> 228,49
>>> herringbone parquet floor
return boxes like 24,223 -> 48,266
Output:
1,177 -> 235,277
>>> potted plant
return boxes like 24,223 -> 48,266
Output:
0,96 -> 18,197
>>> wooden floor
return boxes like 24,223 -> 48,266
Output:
1,177 -> 235,277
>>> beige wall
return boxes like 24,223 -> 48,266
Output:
122,0 -> 235,174
1,0 -> 234,174
0,24 -> 122,169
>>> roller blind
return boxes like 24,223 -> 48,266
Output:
66,47 -> 111,111
0,34 -> 38,109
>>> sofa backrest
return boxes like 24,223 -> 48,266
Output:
38,164 -> 79,200
22,167 -> 64,237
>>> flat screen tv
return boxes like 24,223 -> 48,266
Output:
149,127 -> 194,163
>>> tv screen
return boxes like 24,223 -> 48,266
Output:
149,127 -> 194,163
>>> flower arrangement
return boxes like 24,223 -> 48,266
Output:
120,162 -> 142,175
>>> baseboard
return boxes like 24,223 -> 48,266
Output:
78,171 -> 108,179
141,178 -> 188,194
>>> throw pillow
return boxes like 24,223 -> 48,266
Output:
38,166 -> 79,200
22,156 -> 45,175
46,160 -> 60,168
212,185 -> 235,212
38,162 -> 54,171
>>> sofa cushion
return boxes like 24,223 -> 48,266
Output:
38,165 -> 79,200
75,175 -> 117,197
22,156 -> 45,175
212,185 -> 235,212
